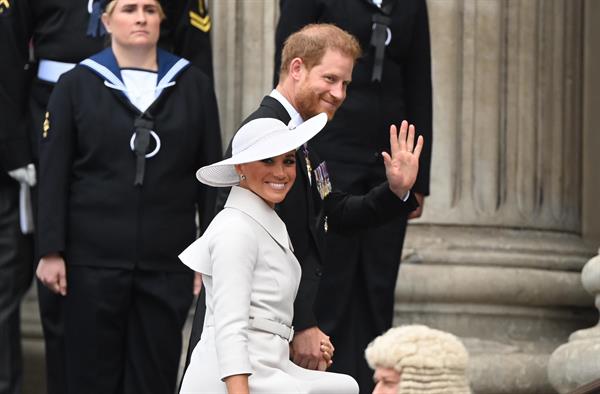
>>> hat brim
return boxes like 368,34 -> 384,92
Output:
197,113 -> 328,187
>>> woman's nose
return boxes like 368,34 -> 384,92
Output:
136,9 -> 147,23
273,164 -> 285,178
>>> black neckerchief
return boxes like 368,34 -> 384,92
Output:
363,0 -> 397,81
132,113 -> 154,186
87,0 -> 107,37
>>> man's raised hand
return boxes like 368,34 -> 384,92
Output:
381,120 -> 424,199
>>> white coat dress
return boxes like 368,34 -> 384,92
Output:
179,186 -> 358,393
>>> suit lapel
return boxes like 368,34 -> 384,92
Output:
260,96 -> 291,124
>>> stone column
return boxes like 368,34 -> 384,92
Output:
398,1 -> 596,393
547,0 -> 600,392
210,0 -> 279,146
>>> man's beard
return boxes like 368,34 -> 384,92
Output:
296,85 -> 339,121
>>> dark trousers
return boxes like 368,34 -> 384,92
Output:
315,160 -> 408,394
179,290 -> 206,391
0,180 -> 33,394
37,281 -> 67,394
184,290 -> 205,365
63,265 -> 193,394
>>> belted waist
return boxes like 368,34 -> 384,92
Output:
205,315 -> 294,342
249,316 -> 294,342
37,59 -> 77,83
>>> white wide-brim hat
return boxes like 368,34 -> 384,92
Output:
197,112 -> 328,187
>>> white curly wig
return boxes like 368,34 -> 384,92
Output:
365,325 -> 471,394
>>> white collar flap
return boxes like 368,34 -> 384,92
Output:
225,186 -> 292,251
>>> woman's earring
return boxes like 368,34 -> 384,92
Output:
240,174 -> 246,181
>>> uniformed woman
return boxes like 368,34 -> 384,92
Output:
35,1 -> 222,393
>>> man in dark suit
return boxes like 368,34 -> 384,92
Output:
274,1 -> 433,391
185,23 -> 424,376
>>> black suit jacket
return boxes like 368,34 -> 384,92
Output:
216,96 -> 418,330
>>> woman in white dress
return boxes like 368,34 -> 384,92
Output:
179,113 -> 359,394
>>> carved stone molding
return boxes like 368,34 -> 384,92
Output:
548,251 -> 600,393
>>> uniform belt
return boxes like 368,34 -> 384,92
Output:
249,316 -> 294,342
37,59 -> 77,83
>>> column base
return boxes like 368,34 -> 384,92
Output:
396,225 -> 597,394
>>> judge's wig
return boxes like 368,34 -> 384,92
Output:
365,325 -> 471,394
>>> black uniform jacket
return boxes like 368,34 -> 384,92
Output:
275,0 -> 432,195
37,48 -> 222,272
0,0 -> 32,183
216,96 -> 418,330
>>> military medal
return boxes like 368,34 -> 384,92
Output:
42,112 -> 50,138
314,161 -> 332,200
302,144 -> 312,185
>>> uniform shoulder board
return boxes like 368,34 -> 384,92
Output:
0,0 -> 11,16
189,0 -> 211,33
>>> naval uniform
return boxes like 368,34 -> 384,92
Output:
0,3 -> 34,394
274,0 -> 433,392
3,1 -> 215,393
184,92 -> 419,375
37,47 -> 221,394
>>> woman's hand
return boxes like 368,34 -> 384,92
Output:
36,253 -> 67,296
319,338 -> 335,371
224,374 -> 249,394
290,326 -> 332,370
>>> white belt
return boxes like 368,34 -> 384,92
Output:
204,315 -> 294,342
249,317 -> 294,342
37,59 -> 77,83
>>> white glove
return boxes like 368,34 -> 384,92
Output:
8,163 -> 37,187
7,163 -> 36,234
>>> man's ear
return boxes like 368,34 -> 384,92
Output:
289,57 -> 305,81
